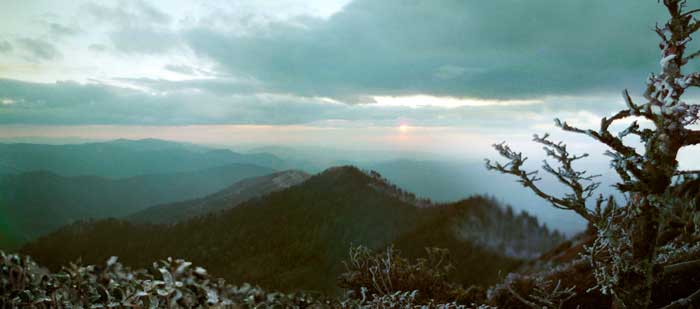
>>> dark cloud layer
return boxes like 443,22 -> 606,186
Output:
0,78 -> 603,126
186,0 -> 667,101
0,79 -> 346,125
0,0 -> 686,125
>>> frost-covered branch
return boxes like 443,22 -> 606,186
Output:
506,279 -> 576,309
684,49 -> 700,63
485,135 -> 597,222
506,285 -> 539,308
675,169 -> 700,176
554,116 -> 639,161
555,116 -> 644,191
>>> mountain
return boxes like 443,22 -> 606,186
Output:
364,159 -> 623,236
0,139 -> 284,178
129,170 -> 311,224
0,163 -> 274,249
22,166 -> 563,293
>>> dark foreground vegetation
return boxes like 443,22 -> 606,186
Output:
2,166 -> 699,308
4,229 -> 700,308
8,166 -> 699,308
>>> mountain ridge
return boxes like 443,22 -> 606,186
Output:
0,138 -> 285,178
0,163 -> 275,248
22,166 -> 564,293
129,169 -> 311,224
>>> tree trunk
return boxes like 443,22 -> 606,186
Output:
613,201 -> 660,309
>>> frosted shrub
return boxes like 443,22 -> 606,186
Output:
338,245 -> 489,307
0,251 -> 328,308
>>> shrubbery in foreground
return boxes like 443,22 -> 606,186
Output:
338,245 -> 486,306
0,251 -> 328,308
5,238 -> 700,307
2,247 -> 501,308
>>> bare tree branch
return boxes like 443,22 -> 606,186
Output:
655,23 -> 671,44
690,20 -> 700,36
685,130 -> 700,145
681,8 -> 700,17
622,89 -> 656,122
554,117 -> 640,160
683,49 -> 700,63
554,117 -> 644,191
485,135 -> 597,222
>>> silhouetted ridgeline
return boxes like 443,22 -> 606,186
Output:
22,166 -> 564,293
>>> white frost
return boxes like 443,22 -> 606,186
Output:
660,54 -> 677,67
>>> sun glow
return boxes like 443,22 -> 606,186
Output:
398,124 -> 410,132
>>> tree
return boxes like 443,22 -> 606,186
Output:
486,1 -> 700,308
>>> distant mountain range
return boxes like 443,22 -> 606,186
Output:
0,138 -> 284,177
0,138 -> 613,234
0,138 -> 590,251
22,166 -> 564,293
363,159 -> 625,235
0,163 -> 274,248
129,170 -> 311,224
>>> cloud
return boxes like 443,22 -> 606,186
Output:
131,0 -> 171,25
48,22 -> 81,38
0,1 -> 683,127
83,0 -> 177,54
111,76 -> 262,95
185,0 -> 666,101
0,78 -> 623,128
0,40 -> 12,54
83,0 -> 171,27
109,27 -> 179,54
164,64 -> 196,75
88,44 -> 108,53
0,78 -> 346,125
15,38 -> 62,61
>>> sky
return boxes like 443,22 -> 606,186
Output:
0,1 -> 699,167
2,0 -> 700,164
0,1 -> 672,130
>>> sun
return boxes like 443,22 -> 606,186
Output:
398,124 -> 410,132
